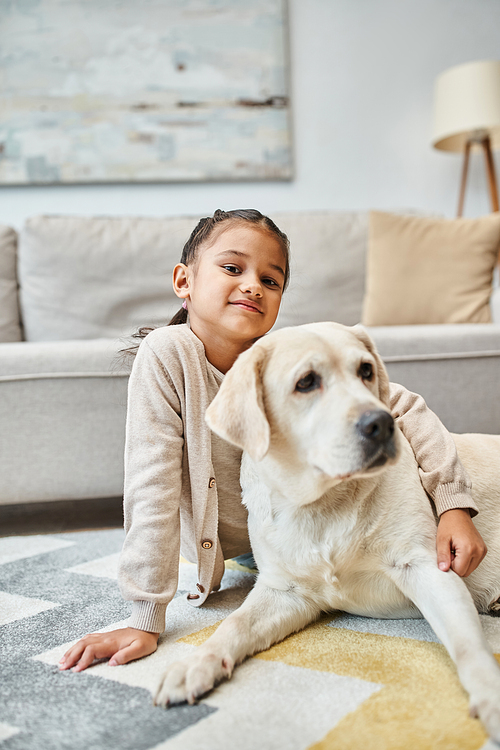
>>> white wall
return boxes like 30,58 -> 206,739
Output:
1,0 -> 499,230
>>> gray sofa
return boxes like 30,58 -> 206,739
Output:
1,211 -> 499,507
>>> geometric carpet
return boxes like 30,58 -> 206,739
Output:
0,529 -> 497,750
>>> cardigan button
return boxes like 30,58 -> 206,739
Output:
196,583 -> 205,593
208,477 -> 216,489
187,593 -> 200,600
201,539 -> 213,549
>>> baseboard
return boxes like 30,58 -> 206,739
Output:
0,496 -> 124,537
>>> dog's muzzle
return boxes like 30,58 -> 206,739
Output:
356,409 -> 396,469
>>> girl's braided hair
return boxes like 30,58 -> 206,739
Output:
126,209 -> 290,353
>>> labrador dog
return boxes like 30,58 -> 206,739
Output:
155,322 -> 500,741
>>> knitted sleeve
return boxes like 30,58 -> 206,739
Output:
118,336 -> 185,633
389,382 -> 478,518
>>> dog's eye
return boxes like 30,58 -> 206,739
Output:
295,371 -> 322,393
359,362 -> 373,381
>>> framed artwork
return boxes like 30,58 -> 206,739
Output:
0,0 -> 292,184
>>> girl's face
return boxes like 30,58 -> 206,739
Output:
173,223 -> 286,348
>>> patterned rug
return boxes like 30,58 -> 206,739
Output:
0,528 -> 498,750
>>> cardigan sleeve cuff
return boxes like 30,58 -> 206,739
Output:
129,601 -> 167,633
433,482 -> 478,518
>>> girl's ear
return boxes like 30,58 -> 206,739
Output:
206,343 -> 270,462
351,325 -> 391,407
172,263 -> 191,299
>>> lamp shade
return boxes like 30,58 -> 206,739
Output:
432,60 -> 500,152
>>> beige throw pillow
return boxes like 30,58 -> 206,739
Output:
362,211 -> 500,326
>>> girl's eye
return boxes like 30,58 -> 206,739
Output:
358,362 -> 374,381
223,265 -> 241,274
263,278 -> 279,288
295,371 -> 322,393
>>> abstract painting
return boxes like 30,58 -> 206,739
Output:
0,0 -> 291,184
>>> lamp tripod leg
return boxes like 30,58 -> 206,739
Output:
483,136 -> 500,213
457,140 -> 471,217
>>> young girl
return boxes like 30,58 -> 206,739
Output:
60,208 -> 486,673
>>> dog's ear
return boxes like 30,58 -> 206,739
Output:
206,342 -> 270,462
351,325 -> 391,407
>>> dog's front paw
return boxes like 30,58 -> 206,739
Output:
154,650 -> 234,707
470,691 -> 500,744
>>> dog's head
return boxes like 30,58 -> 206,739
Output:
206,322 -> 399,495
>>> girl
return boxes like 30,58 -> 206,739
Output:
60,209 -> 486,673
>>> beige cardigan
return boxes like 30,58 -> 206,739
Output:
118,324 -> 476,634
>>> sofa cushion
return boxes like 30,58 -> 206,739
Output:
273,211 -> 368,328
362,211 -> 500,326
0,225 -> 22,342
19,212 -> 369,341
18,215 -> 198,341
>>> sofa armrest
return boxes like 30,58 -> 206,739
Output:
366,323 -> 500,358
365,324 -> 500,434
0,337 -> 131,378
0,338 -> 132,505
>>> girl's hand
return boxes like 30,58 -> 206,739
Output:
436,508 -> 487,577
58,627 -> 159,672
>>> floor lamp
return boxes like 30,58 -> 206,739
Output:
432,60 -> 500,217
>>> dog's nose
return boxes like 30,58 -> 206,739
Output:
356,410 -> 394,443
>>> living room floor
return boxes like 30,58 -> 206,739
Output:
0,497 -> 124,537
